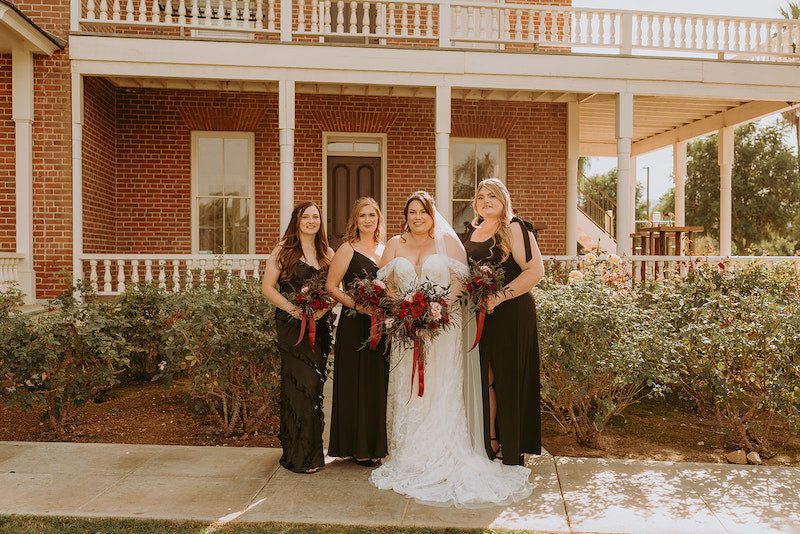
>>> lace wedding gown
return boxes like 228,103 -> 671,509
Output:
369,253 -> 532,508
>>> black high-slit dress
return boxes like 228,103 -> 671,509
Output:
276,262 -> 333,473
463,217 -> 541,465
328,251 -> 389,460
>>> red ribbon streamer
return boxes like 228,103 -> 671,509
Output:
469,301 -> 487,352
411,338 -> 424,397
368,310 -> 383,351
294,313 -> 317,352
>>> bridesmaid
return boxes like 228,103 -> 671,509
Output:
263,202 -> 334,473
325,197 -> 388,467
463,178 -> 545,465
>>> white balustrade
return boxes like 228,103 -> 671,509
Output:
78,1 -> 800,61
0,255 -> 23,291
78,255 -> 271,295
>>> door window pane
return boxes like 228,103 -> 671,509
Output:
452,143 -> 476,200
451,139 -> 504,232
452,200 -> 474,236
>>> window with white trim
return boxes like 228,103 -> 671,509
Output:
451,138 -> 506,235
191,131 -> 255,254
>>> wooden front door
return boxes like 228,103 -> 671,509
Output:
327,156 -> 381,249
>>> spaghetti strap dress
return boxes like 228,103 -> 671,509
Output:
275,262 -> 333,473
328,251 -> 389,460
463,217 -> 541,465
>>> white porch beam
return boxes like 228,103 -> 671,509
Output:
673,141 -> 687,228
566,101 -> 579,256
12,47 -> 35,304
632,101 -> 793,156
72,71 -> 84,292
435,86 -> 451,224
615,93 -> 633,255
718,126 -> 734,257
279,80 -> 295,232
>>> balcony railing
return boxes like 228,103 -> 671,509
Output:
0,253 -> 23,292
80,1 -> 800,61
578,172 -> 615,238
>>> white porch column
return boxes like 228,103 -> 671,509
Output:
566,101 -> 579,255
718,126 -> 734,256
673,140 -> 687,227
71,71 -> 84,290
435,85 -> 451,223
615,93 -> 633,255
630,156 -> 637,227
279,80 -> 296,232
12,48 -> 35,304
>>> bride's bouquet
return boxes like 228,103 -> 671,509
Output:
346,275 -> 391,350
287,272 -> 333,352
457,260 -> 506,351
384,280 -> 451,397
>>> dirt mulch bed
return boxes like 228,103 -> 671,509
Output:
2,381 -> 799,466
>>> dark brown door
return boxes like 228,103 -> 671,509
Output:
327,156 -> 381,249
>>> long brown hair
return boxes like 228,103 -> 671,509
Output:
472,178 -> 513,262
344,197 -> 384,244
401,190 -> 436,240
276,202 -> 330,282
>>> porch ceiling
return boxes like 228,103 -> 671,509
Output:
100,75 -> 794,158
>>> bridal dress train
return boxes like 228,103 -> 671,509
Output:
369,252 -> 532,508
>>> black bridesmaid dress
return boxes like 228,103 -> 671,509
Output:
328,251 -> 389,460
463,217 -> 541,465
275,262 -> 333,473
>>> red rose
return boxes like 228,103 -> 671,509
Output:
411,306 -> 424,318
398,309 -> 408,318
441,313 -> 450,324
401,300 -> 412,309
295,295 -> 304,303
473,277 -> 484,287
489,283 -> 496,290
312,299 -> 324,309
467,282 -> 474,292
369,294 -> 379,304
360,286 -> 367,297
430,321 -> 439,329
373,284 -> 383,295
413,292 -> 425,304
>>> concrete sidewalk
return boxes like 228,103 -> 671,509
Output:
1,440 -> 799,533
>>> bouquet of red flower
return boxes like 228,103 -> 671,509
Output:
457,260 -> 506,351
347,275 -> 391,350
287,272 -> 333,352
384,280 -> 451,397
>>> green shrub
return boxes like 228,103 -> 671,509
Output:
536,258 -> 680,448
0,288 -> 129,431
161,276 -> 281,437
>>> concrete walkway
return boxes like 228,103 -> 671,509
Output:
1,440 -> 799,533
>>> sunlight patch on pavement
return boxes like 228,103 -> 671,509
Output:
201,497 -> 268,533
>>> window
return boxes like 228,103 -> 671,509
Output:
451,138 -> 505,235
191,131 -> 255,254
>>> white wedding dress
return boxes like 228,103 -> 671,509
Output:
369,252 -> 532,508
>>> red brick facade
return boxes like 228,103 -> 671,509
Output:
0,55 -> 13,252
83,77 -> 116,253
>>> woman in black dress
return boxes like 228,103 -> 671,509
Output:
263,201 -> 334,473
325,197 -> 388,466
463,178 -> 545,465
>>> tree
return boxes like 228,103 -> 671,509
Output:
779,2 -> 800,169
585,167 -> 647,222
682,121 -> 800,253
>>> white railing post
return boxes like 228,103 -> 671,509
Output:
620,12 -> 632,54
438,0 -> 450,46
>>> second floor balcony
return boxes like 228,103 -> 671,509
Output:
78,1 -> 800,63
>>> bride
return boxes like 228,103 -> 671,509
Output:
369,191 -> 532,508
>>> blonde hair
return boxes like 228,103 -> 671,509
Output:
472,178 -> 513,262
344,197 -> 384,244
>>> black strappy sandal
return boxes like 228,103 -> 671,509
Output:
490,437 -> 503,460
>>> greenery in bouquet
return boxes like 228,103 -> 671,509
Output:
456,259 -> 506,350
286,271 -> 334,352
346,275 -> 392,350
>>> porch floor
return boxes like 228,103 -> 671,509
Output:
0,379 -> 797,533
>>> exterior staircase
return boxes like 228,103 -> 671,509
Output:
577,173 -> 617,253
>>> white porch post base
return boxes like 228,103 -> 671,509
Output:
435,86 -> 451,223
566,101 -> 579,255
615,93 -> 633,256
13,49 -> 35,304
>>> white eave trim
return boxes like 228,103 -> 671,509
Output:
0,2 -> 64,55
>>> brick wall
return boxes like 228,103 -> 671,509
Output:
452,100 -> 566,254
83,76 -> 116,253
0,55 -> 13,252
115,88 -> 279,253
15,1 -> 72,299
